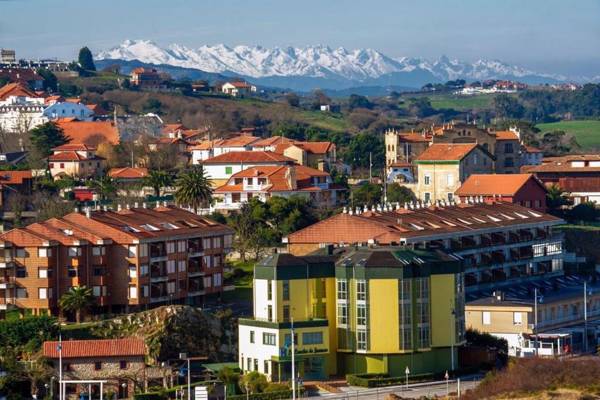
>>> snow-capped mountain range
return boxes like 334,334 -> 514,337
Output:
96,40 -> 588,91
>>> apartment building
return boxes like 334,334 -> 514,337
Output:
284,200 -> 564,293
238,247 -> 465,381
48,144 -> 106,179
414,143 -> 494,203
384,122 -> 523,175
466,277 -> 600,357
0,205 -> 233,318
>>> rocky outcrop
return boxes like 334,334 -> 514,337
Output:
91,305 -> 236,363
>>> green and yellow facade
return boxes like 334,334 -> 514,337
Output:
238,248 -> 465,381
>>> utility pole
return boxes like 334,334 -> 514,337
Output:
58,332 -> 62,400
291,318 -> 296,400
534,287 -> 538,356
450,305 -> 455,371
584,281 -> 588,353
369,152 -> 372,182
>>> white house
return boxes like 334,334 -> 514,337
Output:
43,101 -> 94,121
221,81 -> 257,97
0,83 -> 46,132
190,135 -> 262,164
201,151 -> 296,186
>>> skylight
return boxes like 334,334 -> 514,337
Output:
441,219 -> 457,227
500,213 -> 515,220
471,217 -> 486,224
528,211 -> 542,217
124,226 -> 141,233
457,218 -> 472,225
514,212 -> 529,219
160,222 -> 180,230
140,224 -> 160,232
488,215 -> 501,222
410,223 -> 425,230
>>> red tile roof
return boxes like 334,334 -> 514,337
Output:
494,131 -> 520,141
415,143 -> 479,161
52,143 -> 96,152
109,167 -> 148,179
48,152 -> 102,162
0,82 -> 40,100
43,338 -> 146,359
250,136 -> 296,148
215,165 -> 331,193
215,135 -> 261,148
455,174 -> 544,197
0,170 -> 32,185
524,145 -> 542,153
56,120 -> 119,146
397,132 -> 432,143
203,151 -> 295,164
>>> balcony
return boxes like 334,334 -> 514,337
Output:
188,239 -> 203,256
150,262 -> 167,282
0,276 -> 15,289
149,243 -> 167,259
0,261 -> 14,269
188,257 -> 203,276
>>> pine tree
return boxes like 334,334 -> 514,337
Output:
78,46 -> 96,71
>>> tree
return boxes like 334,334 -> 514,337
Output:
343,132 -> 384,170
227,200 -> 270,262
351,182 -> 382,207
59,286 -> 94,323
386,183 -> 417,204
348,94 -> 373,110
89,175 -> 117,201
407,97 -> 435,118
142,98 -> 163,114
174,166 -> 213,213
29,122 -> 69,158
493,94 -> 525,119
36,68 -> 58,92
284,92 -> 300,107
78,46 -> 96,71
546,184 -> 570,215
96,142 -> 120,168
239,371 -> 268,394
143,170 -> 174,197
567,202 -> 599,223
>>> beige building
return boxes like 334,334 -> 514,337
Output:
384,129 -> 431,170
48,144 -> 106,179
466,281 -> 600,357
413,143 -> 494,203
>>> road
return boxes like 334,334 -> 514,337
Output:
305,377 -> 481,399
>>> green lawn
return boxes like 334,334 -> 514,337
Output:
400,92 -> 500,111
222,260 -> 255,302
535,120 -> 600,150
299,110 -> 352,133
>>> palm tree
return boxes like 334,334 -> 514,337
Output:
59,286 -> 95,323
174,166 -> 213,213
90,175 -> 117,201
143,170 -> 174,197
546,184 -> 570,214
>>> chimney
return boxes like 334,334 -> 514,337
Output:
142,202 -> 147,209
163,200 -> 168,207
85,207 -> 91,218
117,204 -> 122,211
343,206 -> 347,214
134,202 -> 139,208
126,204 -> 130,210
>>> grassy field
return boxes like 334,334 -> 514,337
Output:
536,120 -> 600,150
428,93 -> 499,111
222,259 -> 254,302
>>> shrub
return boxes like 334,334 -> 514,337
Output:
227,389 -> 302,400
346,373 -> 434,388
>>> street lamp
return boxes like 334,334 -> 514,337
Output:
179,353 -> 191,400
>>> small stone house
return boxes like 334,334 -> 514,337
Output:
43,338 -> 163,399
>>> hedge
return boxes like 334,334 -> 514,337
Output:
346,373 -> 434,388
228,389 -> 303,400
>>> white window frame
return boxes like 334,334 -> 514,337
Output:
482,311 -> 491,325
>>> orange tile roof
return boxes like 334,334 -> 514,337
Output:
109,167 -> 148,179
455,174 -> 544,197
215,165 -> 331,193
525,155 -> 600,173
397,132 -> 432,143
53,143 -> 96,151
0,170 -> 32,185
189,140 -> 222,151
56,120 -> 119,146
203,151 -> 295,164
43,338 -> 146,359
0,227 -> 56,247
0,82 -> 40,100
161,123 -> 187,133
216,135 -> 261,148
494,131 -> 520,141
227,81 -> 252,88
48,151 -> 102,162
524,145 -> 542,153
295,141 -> 334,154
286,202 -> 562,245
415,143 -> 478,161
249,136 -> 296,148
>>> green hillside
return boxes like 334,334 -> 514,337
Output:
536,120 -> 600,150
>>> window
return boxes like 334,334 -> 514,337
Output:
94,362 -> 102,371
302,332 -> 323,345
267,305 -> 273,321
262,333 -> 276,346
225,166 -> 233,175
416,278 -> 430,348
38,288 -> 48,299
67,268 -> 77,278
513,312 -> 523,325
142,285 -> 149,298
250,330 -> 255,344
92,246 -> 105,256
267,280 -> 273,300
337,280 -> 347,300
357,329 -> 367,351
128,265 -> 137,279
140,244 -> 148,257
264,360 -> 269,374
68,247 -> 81,257
140,264 -> 149,276
93,286 -> 107,297
253,359 -> 258,372
446,174 -> 454,186
203,255 -> 212,268
282,280 -> 290,301
16,288 -> 27,298
424,192 -> 431,203
128,246 -> 137,258
177,240 -> 186,252
424,174 -> 431,185
203,238 -> 212,249
284,333 -> 298,345
504,143 -> 514,154
16,248 -> 25,258
120,360 -> 127,370
38,248 -> 51,258
399,279 -> 412,350
178,261 -> 186,272
16,268 -> 26,278
38,268 -> 48,279
167,260 -> 176,274
473,153 -> 479,165
213,273 -> 222,287
129,286 -> 138,299
356,304 -> 367,326
482,311 -> 491,325
166,242 -> 175,254
447,193 -> 454,202
167,281 -> 176,294
356,280 -> 367,301
337,304 -> 348,325
283,305 -> 290,322
504,157 -> 514,167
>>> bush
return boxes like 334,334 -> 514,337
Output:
228,389 -> 302,400
133,394 -> 166,400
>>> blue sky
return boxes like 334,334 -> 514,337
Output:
1,0 -> 599,76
